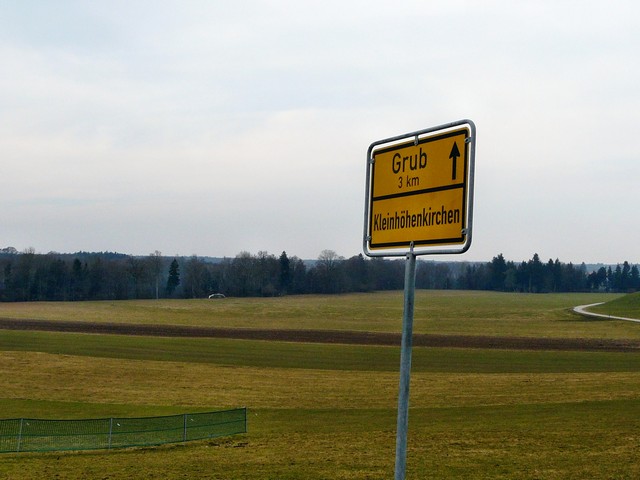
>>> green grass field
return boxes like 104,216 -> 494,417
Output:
0,290 -> 639,479
589,291 -> 640,319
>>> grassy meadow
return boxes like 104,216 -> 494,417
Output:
589,291 -> 640,319
0,290 -> 640,479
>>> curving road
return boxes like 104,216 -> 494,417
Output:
573,303 -> 640,323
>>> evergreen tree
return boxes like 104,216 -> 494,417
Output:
622,261 -> 631,291
166,258 -> 180,297
489,254 -> 507,290
344,254 -> 371,292
631,265 -> 640,290
613,264 -> 623,291
149,251 -> 163,300
278,251 -> 291,294
70,258 -> 87,300
528,253 -> 544,292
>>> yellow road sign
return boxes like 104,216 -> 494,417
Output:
364,121 -> 476,256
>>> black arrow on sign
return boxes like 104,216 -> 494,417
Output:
449,141 -> 461,180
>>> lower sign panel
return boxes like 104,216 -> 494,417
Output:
369,188 -> 466,249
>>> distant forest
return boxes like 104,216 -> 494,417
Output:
0,247 -> 638,302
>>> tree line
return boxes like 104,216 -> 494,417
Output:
457,253 -> 640,293
0,248 -> 637,302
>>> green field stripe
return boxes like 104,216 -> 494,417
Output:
2,330 -> 640,374
252,397 -> 640,433
0,399 -> 212,421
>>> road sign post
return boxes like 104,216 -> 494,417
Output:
364,120 -> 476,479
394,248 -> 416,480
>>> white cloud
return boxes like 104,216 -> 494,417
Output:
1,0 -> 639,262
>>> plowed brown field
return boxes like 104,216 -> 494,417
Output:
1,318 -> 638,351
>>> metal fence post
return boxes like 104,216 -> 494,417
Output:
108,418 -> 113,449
183,414 -> 188,442
17,418 -> 24,453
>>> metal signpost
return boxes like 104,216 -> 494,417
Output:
363,119 -> 476,479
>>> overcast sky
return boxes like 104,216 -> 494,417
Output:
2,1 -> 639,264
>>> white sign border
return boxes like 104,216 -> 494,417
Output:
363,119 -> 476,257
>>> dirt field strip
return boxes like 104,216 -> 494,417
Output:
1,317 -> 639,352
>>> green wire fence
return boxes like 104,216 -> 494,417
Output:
0,408 -> 246,453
